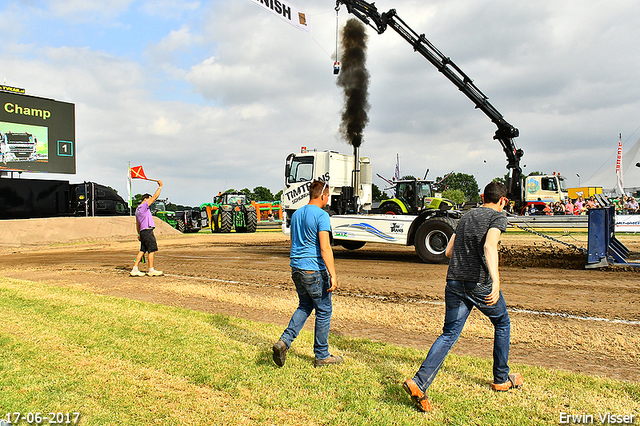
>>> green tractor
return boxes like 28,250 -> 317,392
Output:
150,200 -> 203,233
378,179 -> 456,215
201,192 -> 258,233
150,200 -> 177,228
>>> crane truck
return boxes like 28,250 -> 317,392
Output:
282,0 -> 565,263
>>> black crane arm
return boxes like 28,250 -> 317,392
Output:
336,0 -> 524,201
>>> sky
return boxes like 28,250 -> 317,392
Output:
2,0 -> 640,206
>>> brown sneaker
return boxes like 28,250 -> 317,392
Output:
491,373 -> 524,391
314,354 -> 343,367
272,340 -> 288,367
402,378 -> 433,412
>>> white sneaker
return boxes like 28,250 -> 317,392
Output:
130,269 -> 146,277
147,270 -> 163,277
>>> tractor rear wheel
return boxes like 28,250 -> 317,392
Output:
414,216 -> 456,264
245,209 -> 258,233
380,202 -> 402,215
176,219 -> 186,233
220,210 -> 233,233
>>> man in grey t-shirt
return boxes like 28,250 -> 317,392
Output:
402,181 -> 523,412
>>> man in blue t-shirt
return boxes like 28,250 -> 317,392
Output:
273,180 -> 342,368
403,181 -> 523,412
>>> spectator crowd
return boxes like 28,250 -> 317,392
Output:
521,195 -> 640,216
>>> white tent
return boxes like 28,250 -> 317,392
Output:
585,136 -> 640,196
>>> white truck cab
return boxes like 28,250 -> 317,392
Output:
282,149 -> 372,229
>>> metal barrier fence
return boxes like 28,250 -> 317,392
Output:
507,215 -> 588,230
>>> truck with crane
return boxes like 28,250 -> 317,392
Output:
281,0 -> 567,263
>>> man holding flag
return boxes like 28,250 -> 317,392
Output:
130,165 -> 164,277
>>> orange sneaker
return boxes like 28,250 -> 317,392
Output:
402,378 -> 433,412
491,373 -> 524,391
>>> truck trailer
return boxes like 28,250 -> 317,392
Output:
0,177 -> 127,219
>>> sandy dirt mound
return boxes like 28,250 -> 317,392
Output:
0,216 -> 181,246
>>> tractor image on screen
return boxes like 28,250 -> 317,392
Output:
201,192 -> 258,233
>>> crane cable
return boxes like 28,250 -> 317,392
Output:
335,6 -> 340,65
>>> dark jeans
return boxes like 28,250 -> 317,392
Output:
413,279 -> 511,390
279,267 -> 332,360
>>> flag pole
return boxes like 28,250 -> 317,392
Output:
128,161 -> 132,216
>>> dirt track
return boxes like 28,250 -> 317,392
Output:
0,227 -> 638,383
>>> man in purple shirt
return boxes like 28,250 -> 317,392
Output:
131,180 -> 163,276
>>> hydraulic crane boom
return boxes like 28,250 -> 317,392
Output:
336,0 -> 524,203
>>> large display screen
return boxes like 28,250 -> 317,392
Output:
0,91 -> 75,174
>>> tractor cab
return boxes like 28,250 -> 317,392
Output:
379,179 -> 455,215
150,200 -> 168,214
214,192 -> 250,206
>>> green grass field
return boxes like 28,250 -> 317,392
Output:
0,276 -> 637,425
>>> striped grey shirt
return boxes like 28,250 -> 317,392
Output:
446,207 -> 507,284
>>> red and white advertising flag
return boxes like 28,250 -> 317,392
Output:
616,136 -> 624,196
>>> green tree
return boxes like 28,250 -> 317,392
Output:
372,183 -> 384,202
274,190 -> 283,201
401,175 -> 416,180
492,172 -> 510,185
166,202 -> 194,211
253,186 -> 274,201
436,173 -> 480,202
442,189 -> 465,205
131,193 -> 145,210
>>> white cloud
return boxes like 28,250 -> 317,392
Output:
139,0 -> 200,18
44,0 -> 135,21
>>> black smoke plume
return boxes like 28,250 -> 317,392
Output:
336,19 -> 370,148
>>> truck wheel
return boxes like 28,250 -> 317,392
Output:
381,202 -> 402,215
245,209 -> 258,233
338,240 -> 366,250
414,217 -> 456,264
220,210 -> 233,233
177,219 -> 186,233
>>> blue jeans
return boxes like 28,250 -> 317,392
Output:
279,267 -> 332,360
413,279 -> 511,390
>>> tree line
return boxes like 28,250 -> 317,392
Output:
131,171 -> 546,211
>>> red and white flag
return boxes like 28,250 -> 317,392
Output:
130,165 -> 148,180
394,154 -> 400,181
616,135 -> 624,196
